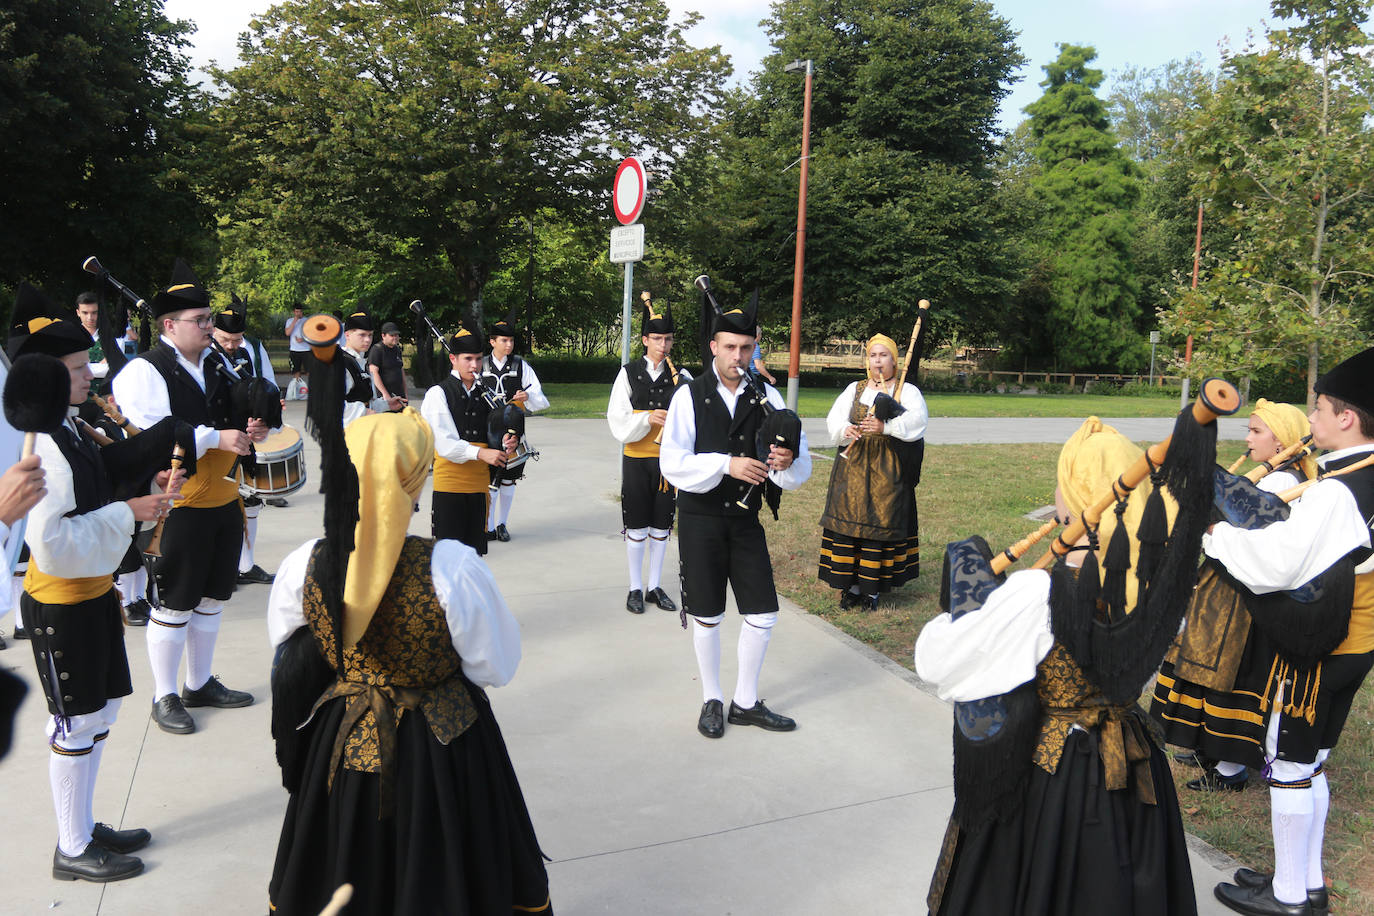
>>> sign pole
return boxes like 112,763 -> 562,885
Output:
620,261 -> 635,365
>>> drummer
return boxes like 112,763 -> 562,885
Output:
481,311 -> 548,543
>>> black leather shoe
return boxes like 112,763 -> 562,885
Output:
861,594 -> 880,612
626,589 -> 645,614
1215,881 -> 1313,915
181,675 -> 254,709
237,564 -> 273,585
12,625 -> 28,640
124,599 -> 150,627
1188,767 -> 1249,792
727,699 -> 797,732
52,842 -> 143,882
1172,750 -> 1212,769
1233,870 -> 1328,913
697,699 -> 724,739
646,587 -> 677,612
264,497 -> 288,508
486,529 -> 499,543
839,591 -> 858,610
92,822 -> 151,854
495,524 -> 511,542
152,695 -> 195,734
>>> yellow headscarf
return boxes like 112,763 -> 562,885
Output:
1250,398 -> 1317,481
340,407 -> 435,646
1056,417 -> 1176,610
866,334 -> 901,386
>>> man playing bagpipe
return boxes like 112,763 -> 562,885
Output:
112,259 -> 268,735
420,317 -> 517,557
606,292 -> 691,615
481,309 -> 548,543
1196,349 -> 1374,916
7,283 -> 189,881
660,278 -> 810,739
915,382 -> 1242,916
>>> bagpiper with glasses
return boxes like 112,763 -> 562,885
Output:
112,260 -> 269,736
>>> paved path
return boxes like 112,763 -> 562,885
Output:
0,409 -> 1242,914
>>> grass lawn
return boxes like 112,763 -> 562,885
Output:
765,440 -> 1374,913
542,381 -> 1187,420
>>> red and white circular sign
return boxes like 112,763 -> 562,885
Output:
613,157 -> 646,225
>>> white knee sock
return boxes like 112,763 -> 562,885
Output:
12,576 -> 24,627
50,746 -> 93,856
692,614 -> 724,703
625,528 -> 647,593
86,730 -> 108,836
147,608 -> 192,700
486,487 -> 500,531
497,484 -> 515,526
116,574 -> 135,606
1270,781 -> 1315,905
1308,768 -> 1329,891
646,528 -> 670,592
734,612 -> 777,709
239,514 -> 259,574
186,602 -> 223,691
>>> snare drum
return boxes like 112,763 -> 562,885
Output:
243,427 -> 307,496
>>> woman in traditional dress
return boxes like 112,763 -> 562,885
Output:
916,418 -> 1200,916
817,334 -> 928,611
1152,398 -> 1316,793
265,350 -> 551,915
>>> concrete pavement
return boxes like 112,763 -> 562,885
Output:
0,408 -> 1243,914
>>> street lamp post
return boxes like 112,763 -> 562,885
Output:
783,58 -> 813,412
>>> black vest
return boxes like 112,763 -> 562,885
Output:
626,359 -> 677,411
677,370 -> 767,517
481,355 -> 523,401
1325,451 -> 1374,567
219,344 -> 254,379
136,343 -> 232,429
438,375 -> 492,443
52,423 -> 113,516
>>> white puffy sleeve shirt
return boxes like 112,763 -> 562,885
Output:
420,376 -> 481,464
659,369 -> 811,494
112,338 -> 221,458
1204,448 -> 1374,593
825,381 -> 929,447
25,426 -> 135,579
266,537 -> 521,688
914,569 -> 1055,702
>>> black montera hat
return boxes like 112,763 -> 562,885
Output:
343,311 -> 373,332
449,316 -> 484,355
488,305 -> 519,339
711,288 -> 758,338
151,259 -> 210,319
214,294 -> 248,334
1314,347 -> 1374,417
641,294 -> 673,336
7,283 -> 93,360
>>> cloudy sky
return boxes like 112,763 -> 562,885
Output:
164,0 -> 1278,128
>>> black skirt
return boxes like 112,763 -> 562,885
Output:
934,729 -> 1196,916
268,685 -> 552,916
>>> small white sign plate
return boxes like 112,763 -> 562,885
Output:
610,224 -> 645,263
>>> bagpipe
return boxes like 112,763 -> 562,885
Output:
936,379 -> 1239,834
695,276 -> 800,519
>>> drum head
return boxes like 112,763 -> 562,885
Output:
258,426 -> 303,458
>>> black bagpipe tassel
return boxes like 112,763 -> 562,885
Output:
1049,557 -> 1092,670
1100,499 -> 1132,622
1135,460 -> 1169,596
1073,532 -> 1102,626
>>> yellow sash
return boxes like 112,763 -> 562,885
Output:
1334,572 -> 1374,655
178,448 -> 242,509
24,562 -> 113,604
433,455 -> 489,494
623,413 -> 660,459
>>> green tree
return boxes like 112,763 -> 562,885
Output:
655,0 -> 1025,349
0,0 -> 212,301
1160,0 -> 1374,402
208,0 -> 728,326
1023,44 -> 1144,370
